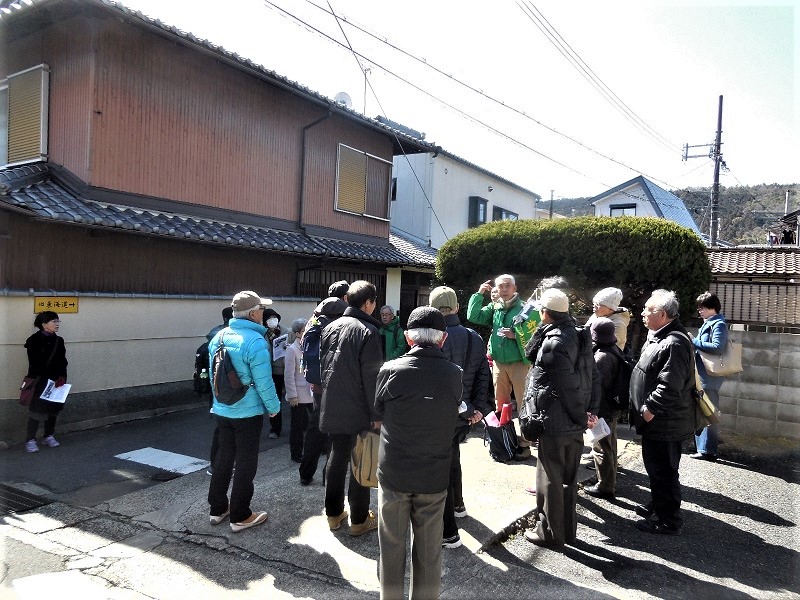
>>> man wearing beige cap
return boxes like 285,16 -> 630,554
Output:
207,291 -> 280,532
522,288 -> 598,547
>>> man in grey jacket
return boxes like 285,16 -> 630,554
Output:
630,289 -> 696,535
430,285 -> 491,549
375,306 -> 463,600
522,289 -> 598,547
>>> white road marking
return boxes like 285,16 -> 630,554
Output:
114,447 -> 209,474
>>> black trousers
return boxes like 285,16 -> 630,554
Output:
325,433 -> 371,525
299,392 -> 330,481
641,437 -> 684,529
289,403 -> 312,460
208,414 -> 263,523
269,374 -> 285,435
443,426 -> 468,539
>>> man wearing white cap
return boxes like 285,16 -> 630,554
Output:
522,288 -> 598,547
207,291 -> 280,532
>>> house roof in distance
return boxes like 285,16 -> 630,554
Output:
0,164 -> 436,268
590,176 -> 701,235
707,246 -> 800,279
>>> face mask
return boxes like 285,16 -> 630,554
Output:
267,317 -> 279,328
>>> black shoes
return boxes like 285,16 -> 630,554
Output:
635,517 -> 680,536
583,484 -> 614,499
689,452 -> 717,462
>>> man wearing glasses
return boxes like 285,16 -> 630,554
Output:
629,289 -> 696,535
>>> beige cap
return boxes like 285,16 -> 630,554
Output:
429,286 -> 458,310
538,288 -> 569,313
231,290 -> 272,312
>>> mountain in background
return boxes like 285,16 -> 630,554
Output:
550,183 -> 798,245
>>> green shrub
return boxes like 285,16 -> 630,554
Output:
436,217 -> 711,322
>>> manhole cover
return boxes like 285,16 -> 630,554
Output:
0,484 -> 54,515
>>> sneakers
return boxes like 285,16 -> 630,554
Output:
42,435 -> 60,448
442,534 -> 462,548
689,452 -> 717,462
327,510 -> 349,531
209,508 -> 230,525
230,511 -> 268,532
268,432 -> 278,439
25,439 -> 38,453
349,511 -> 378,537
453,505 -> 468,518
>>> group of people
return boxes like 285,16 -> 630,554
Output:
20,272 -> 730,599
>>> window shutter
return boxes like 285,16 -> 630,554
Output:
7,65 -> 49,165
336,145 -> 367,214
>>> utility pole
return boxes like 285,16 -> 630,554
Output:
683,95 -> 725,246
549,190 -> 554,220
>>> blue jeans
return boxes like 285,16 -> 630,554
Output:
208,414 -> 263,523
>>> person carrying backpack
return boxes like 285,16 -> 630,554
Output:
207,291 -> 280,533
584,318 -> 625,499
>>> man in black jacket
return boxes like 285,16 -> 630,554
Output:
430,285 -> 491,548
523,289 -> 599,547
630,289 -> 696,535
319,280 -> 383,536
375,306 -> 463,600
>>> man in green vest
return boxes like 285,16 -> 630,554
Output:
467,274 -> 535,459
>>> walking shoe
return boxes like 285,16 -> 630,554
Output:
635,517 -> 680,536
25,439 -> 39,453
583,484 -> 614,500
327,510 -> 349,531
689,452 -> 717,462
349,511 -> 378,537
300,478 -> 312,486
524,529 -> 561,548
209,508 -> 230,525
453,505 -> 468,518
442,534 -> 462,549
42,435 -> 60,448
268,432 -> 278,439
524,485 -> 537,496
206,467 -> 213,476
230,511 -> 268,532
514,447 -> 532,461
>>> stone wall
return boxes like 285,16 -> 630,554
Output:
717,330 -> 800,439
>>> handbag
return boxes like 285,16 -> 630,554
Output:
19,340 -> 60,406
693,367 -> 721,426
699,340 -> 743,377
19,377 -> 39,406
351,430 -> 380,488
483,420 -> 519,462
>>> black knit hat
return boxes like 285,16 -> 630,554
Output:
406,306 -> 446,332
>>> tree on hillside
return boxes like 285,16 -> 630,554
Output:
436,217 -> 711,354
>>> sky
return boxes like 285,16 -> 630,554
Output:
122,0 -> 798,200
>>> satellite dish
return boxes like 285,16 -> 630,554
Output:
333,92 -> 352,109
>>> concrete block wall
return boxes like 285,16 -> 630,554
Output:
717,330 -> 800,439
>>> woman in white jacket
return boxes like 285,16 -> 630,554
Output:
284,318 -> 314,463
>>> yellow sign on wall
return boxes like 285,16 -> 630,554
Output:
34,297 -> 79,313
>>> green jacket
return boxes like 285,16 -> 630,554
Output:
467,292 -> 525,364
380,316 -> 408,361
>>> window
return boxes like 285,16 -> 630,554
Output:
335,144 -> 393,220
2,64 -> 50,167
468,196 -> 488,228
610,204 -> 636,217
492,206 -> 518,221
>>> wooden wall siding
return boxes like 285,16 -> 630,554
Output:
302,115 -> 392,239
2,16 -> 95,180
1,215 -> 310,297
711,281 -> 800,326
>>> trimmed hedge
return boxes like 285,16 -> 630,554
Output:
436,217 -> 711,321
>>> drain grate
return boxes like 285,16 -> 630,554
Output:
0,483 -> 54,515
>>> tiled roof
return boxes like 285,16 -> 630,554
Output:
0,0 -> 436,156
707,247 -> 800,277
0,164 -> 435,268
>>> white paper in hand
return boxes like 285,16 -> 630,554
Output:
39,379 -> 72,403
586,417 -> 611,442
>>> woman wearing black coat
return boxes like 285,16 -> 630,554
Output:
24,311 -> 68,452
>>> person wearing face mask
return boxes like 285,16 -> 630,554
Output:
23,311 -> 68,453
262,309 -> 290,439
